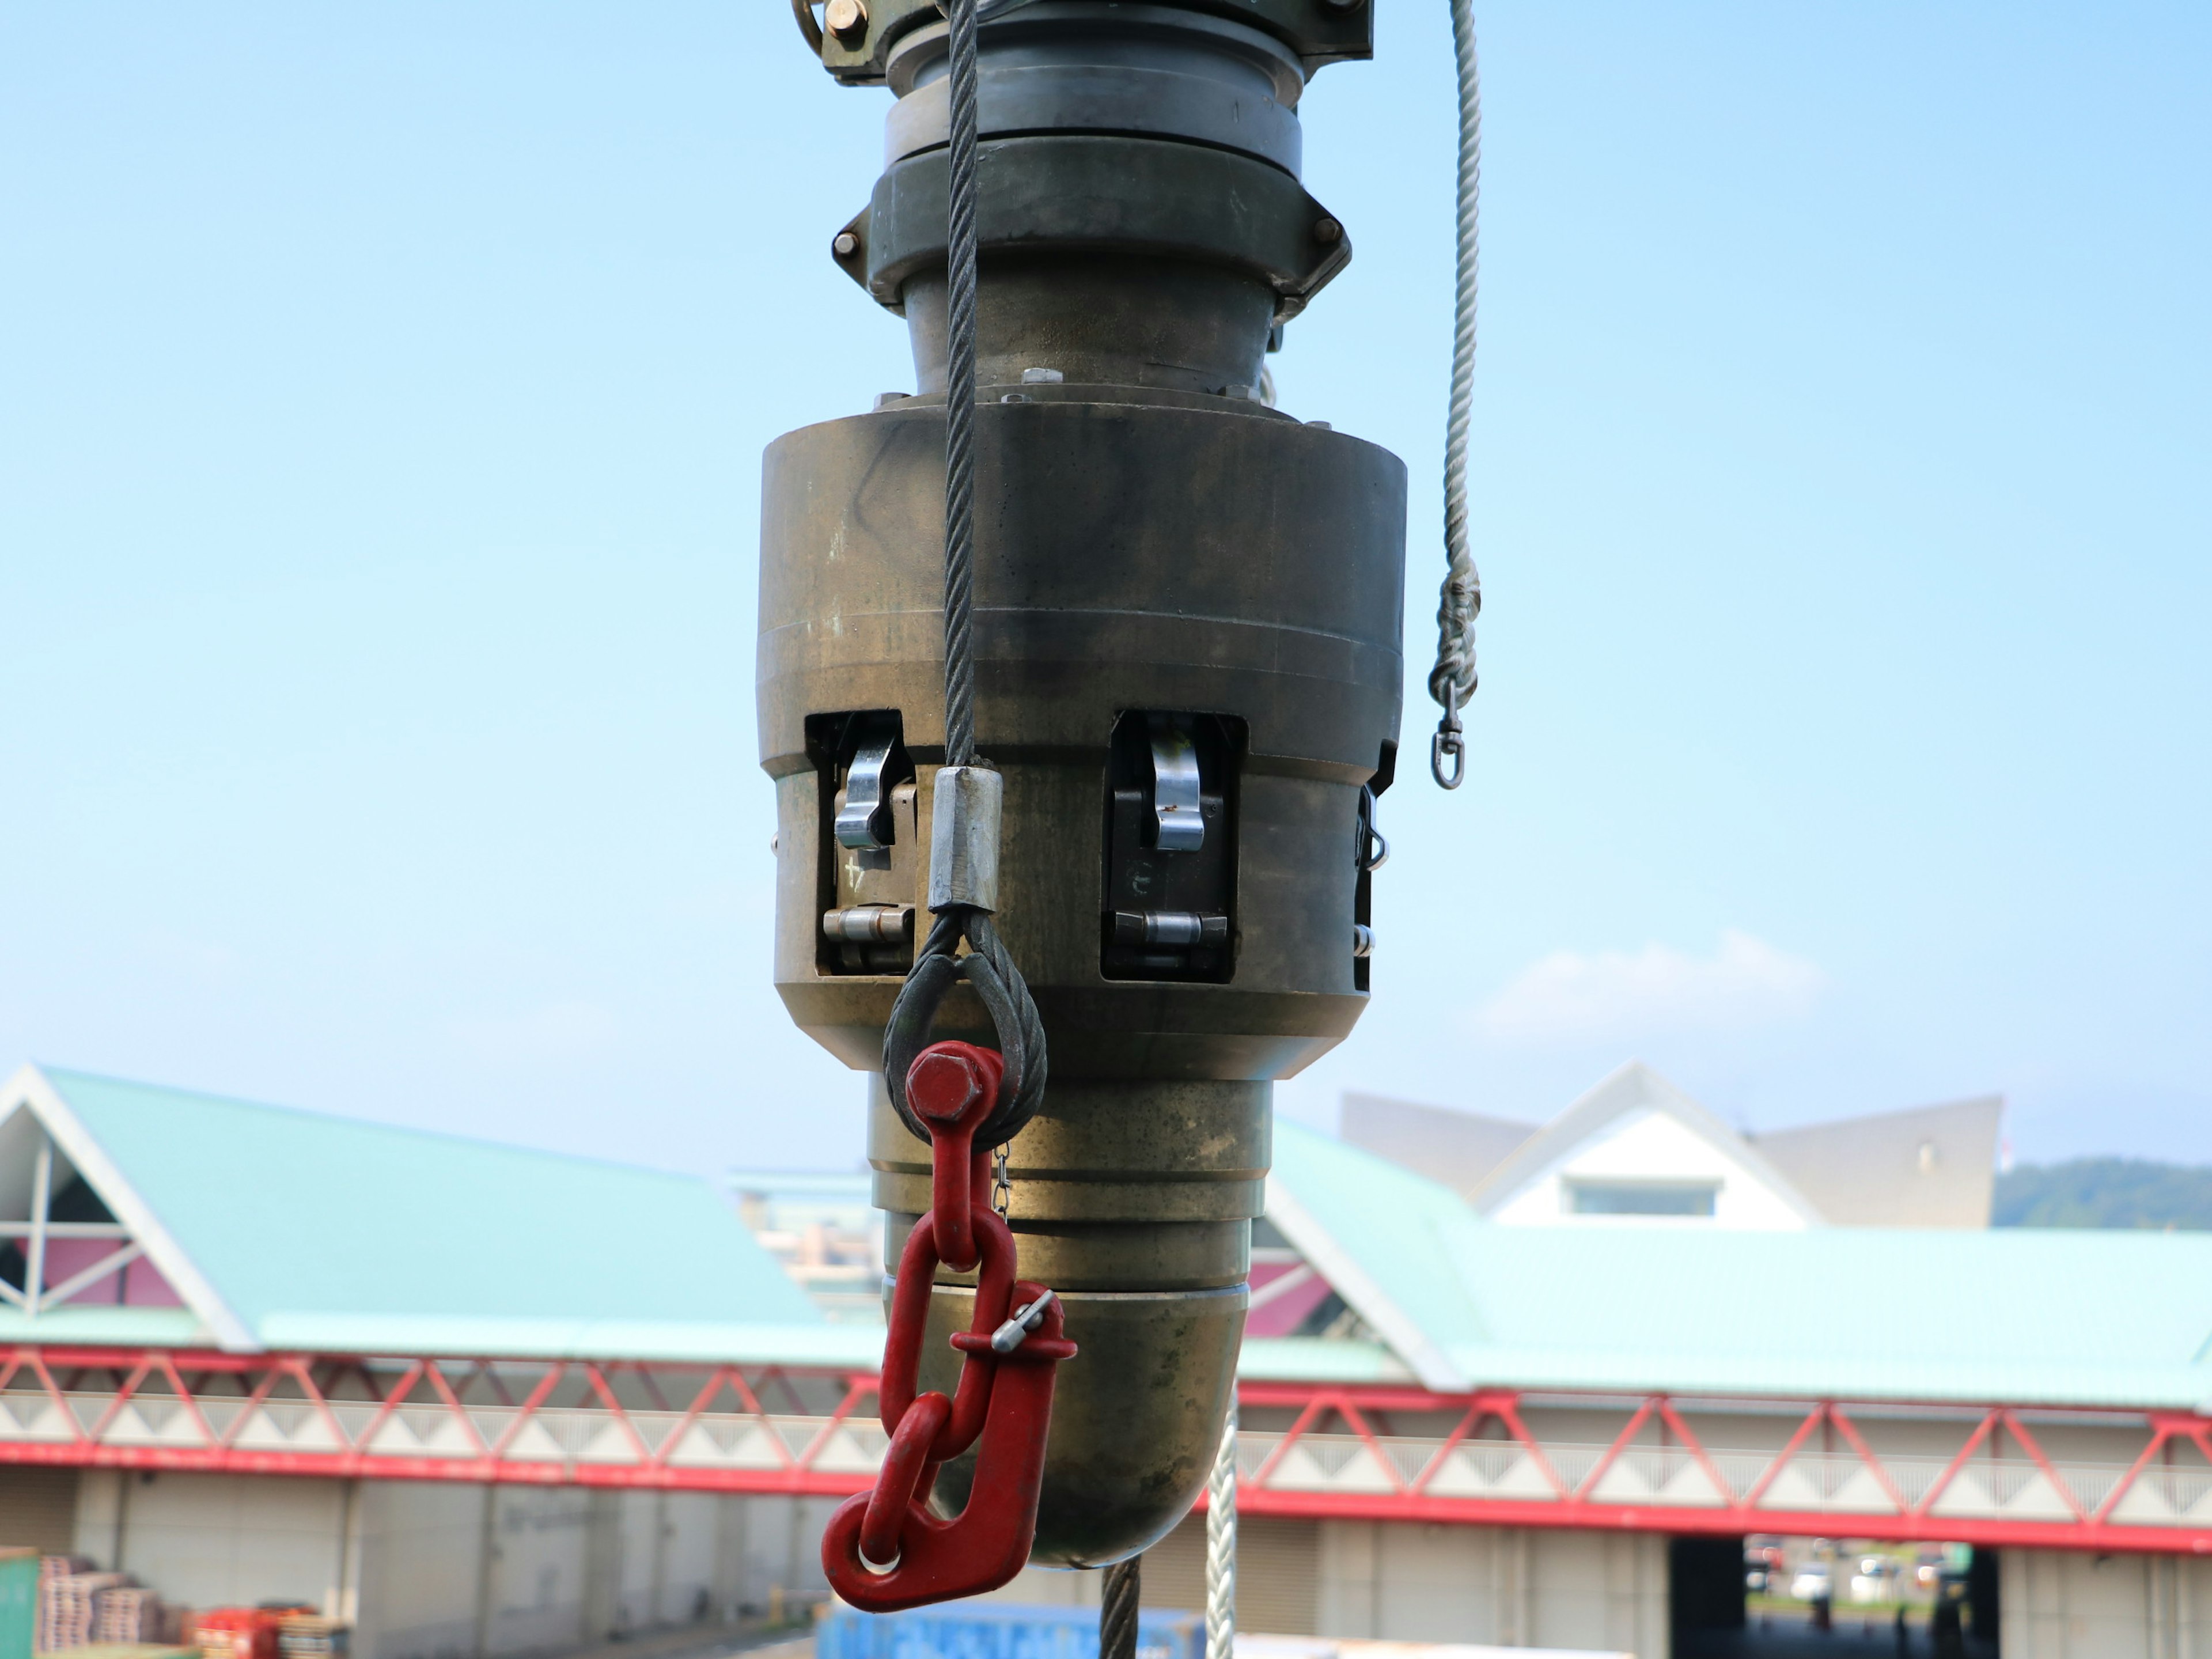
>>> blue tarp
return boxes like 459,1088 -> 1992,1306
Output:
821,1601 -> 1205,1659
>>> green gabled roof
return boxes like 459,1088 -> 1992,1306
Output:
1266,1118 -> 2212,1410
19,1064 -> 2212,1411
1266,1115 -> 1489,1380
11,1066 -> 833,1359
1434,1221 -> 2212,1409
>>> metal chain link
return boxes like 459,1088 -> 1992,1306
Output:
1429,0 -> 1483,789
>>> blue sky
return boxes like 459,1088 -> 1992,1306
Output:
3,3 -> 2207,1175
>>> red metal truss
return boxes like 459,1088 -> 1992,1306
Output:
6,1350 -> 2211,1554
0,1346 -> 878,1495
1229,1383 -> 2212,1555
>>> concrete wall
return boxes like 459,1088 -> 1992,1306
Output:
356,1484 -> 844,1659
1319,1520 -> 1668,1657
76,1471 -> 354,1613
71,1471 -> 842,1659
988,1516 -> 1668,1656
2004,1547 -> 2212,1659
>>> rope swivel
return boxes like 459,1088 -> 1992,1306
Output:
1430,707 -> 1467,791
821,1040 -> 1076,1612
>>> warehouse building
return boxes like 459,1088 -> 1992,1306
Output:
0,1065 -> 873,1659
5,1062 -> 2211,1657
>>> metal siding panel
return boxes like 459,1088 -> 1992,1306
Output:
0,1468 -> 77,1555
1138,1511 -> 1318,1635
1236,1517 -> 1320,1636
1137,1513 -> 1207,1616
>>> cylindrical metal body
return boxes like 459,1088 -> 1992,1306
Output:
762,0 -> 1402,1566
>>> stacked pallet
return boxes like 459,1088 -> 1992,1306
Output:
34,1556 -> 89,1652
92,1585 -> 165,1645
36,1567 -> 126,1651
275,1615 -> 347,1659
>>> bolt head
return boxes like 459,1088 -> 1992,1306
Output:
1312,217 -> 1343,245
908,1048 -> 986,1124
832,230 -> 859,259
824,0 -> 868,40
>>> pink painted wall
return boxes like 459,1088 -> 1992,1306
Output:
40,1237 -> 185,1307
1244,1258 -> 1338,1338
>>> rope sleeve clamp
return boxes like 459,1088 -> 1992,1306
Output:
930,764 -> 1003,914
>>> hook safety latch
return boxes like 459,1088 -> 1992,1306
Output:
820,1041 -> 1075,1612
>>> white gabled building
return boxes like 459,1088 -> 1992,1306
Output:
1470,1064 -> 1827,1230
1344,1061 -> 2002,1230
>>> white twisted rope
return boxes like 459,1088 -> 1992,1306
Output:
1428,0 -> 1483,789
1204,1401 -> 1237,1659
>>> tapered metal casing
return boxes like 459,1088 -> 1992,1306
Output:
762,0 -> 1402,1566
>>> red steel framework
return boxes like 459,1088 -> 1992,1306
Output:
5,1349 -> 2210,1556
1230,1382 -> 2212,1557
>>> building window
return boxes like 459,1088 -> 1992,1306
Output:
1567,1180 -> 1719,1217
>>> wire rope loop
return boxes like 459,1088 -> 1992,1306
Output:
884,913 -> 1045,1148
879,1204 -> 1021,1464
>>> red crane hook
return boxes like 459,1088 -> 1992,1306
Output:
820,1041 -> 1076,1611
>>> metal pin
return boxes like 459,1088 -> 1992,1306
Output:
990,1287 -> 1058,1353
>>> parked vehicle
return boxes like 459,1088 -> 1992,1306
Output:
1791,1565 -> 1834,1602
1851,1556 -> 1899,1603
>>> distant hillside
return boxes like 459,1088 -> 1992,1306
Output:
1994,1158 -> 2212,1230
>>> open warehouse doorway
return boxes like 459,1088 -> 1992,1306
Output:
1671,1533 -> 1997,1657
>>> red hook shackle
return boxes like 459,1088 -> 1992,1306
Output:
820,1041 -> 1076,1611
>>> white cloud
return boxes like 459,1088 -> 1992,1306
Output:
1472,930 -> 1824,1047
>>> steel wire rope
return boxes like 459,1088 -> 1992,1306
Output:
882,0 -> 1048,1152
1428,0 -> 1484,788
941,0 -> 982,773
1101,1557 -> 1142,1659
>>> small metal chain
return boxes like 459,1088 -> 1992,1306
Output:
1429,0 -> 1483,790
992,1145 -> 1012,1218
